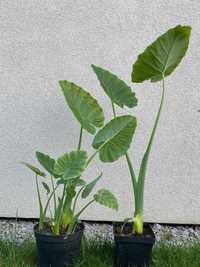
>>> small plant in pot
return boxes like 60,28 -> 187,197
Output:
92,25 -> 191,267
21,78 -> 138,267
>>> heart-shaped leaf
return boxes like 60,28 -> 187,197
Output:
54,151 -> 87,180
92,115 -> 137,162
82,173 -> 102,199
20,162 -> 46,177
59,80 -> 104,134
94,189 -> 118,210
91,64 -> 137,108
132,25 -> 191,83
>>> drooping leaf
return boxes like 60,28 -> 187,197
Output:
82,173 -> 102,199
92,115 -> 137,162
94,189 -> 118,210
20,162 -> 46,177
92,64 -> 137,108
42,182 -> 50,194
54,151 -> 87,179
59,80 -> 104,134
36,151 -> 55,175
132,25 -> 191,83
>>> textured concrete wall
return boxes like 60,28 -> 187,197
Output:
0,0 -> 199,223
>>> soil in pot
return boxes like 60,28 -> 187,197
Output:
113,223 -> 155,267
34,223 -> 84,267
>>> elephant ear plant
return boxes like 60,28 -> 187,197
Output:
21,79 -> 136,267
92,25 -> 191,266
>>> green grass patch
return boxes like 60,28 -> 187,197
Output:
0,237 -> 200,266
0,239 -> 37,267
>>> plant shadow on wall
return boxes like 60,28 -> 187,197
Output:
92,25 -> 191,267
20,24 -> 191,267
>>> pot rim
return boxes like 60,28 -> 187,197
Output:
113,222 -> 155,243
34,222 -> 84,238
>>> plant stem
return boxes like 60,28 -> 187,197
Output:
134,76 -> 166,234
78,127 -> 83,150
125,153 -> 137,205
35,175 -> 43,231
53,184 -> 66,235
111,101 -> 138,224
86,150 -> 99,167
111,101 -> 116,118
50,175 -> 56,213
75,199 -> 95,219
43,184 -> 59,220
72,186 -> 85,213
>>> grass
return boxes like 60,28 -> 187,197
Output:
0,237 -> 200,266
0,239 -> 37,267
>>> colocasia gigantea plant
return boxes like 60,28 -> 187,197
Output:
92,25 -> 191,234
21,78 -> 137,235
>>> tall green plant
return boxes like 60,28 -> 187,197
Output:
92,25 -> 191,234
21,79 -> 137,235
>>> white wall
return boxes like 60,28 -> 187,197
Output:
0,0 -> 200,223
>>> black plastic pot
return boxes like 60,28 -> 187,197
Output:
34,223 -> 84,267
113,223 -> 155,267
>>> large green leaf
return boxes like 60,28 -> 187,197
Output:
59,80 -> 104,134
94,189 -> 118,210
54,150 -> 87,180
36,151 -> 55,175
81,173 -> 102,199
132,25 -> 191,83
20,162 -> 46,177
92,115 -> 137,162
91,64 -> 137,108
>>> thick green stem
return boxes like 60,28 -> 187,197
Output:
50,175 -> 56,213
72,186 -> 85,213
53,184 -> 66,235
134,77 -> 166,234
125,153 -> 137,206
35,175 -> 43,231
78,127 -> 83,150
111,101 -> 138,226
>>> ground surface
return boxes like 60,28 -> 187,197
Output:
0,237 -> 200,267
0,219 -> 200,245
0,220 -> 200,266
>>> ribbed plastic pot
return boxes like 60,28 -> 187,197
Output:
113,223 -> 155,267
34,223 -> 84,267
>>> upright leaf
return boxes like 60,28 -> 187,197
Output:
42,182 -> 50,195
20,162 -> 46,177
132,25 -> 191,83
59,80 -> 104,134
94,189 -> 118,210
92,115 -> 137,162
36,151 -> 55,175
82,173 -> 102,199
54,151 -> 87,179
91,64 -> 137,108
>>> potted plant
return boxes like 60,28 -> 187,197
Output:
92,25 -> 191,266
21,79 -> 137,266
